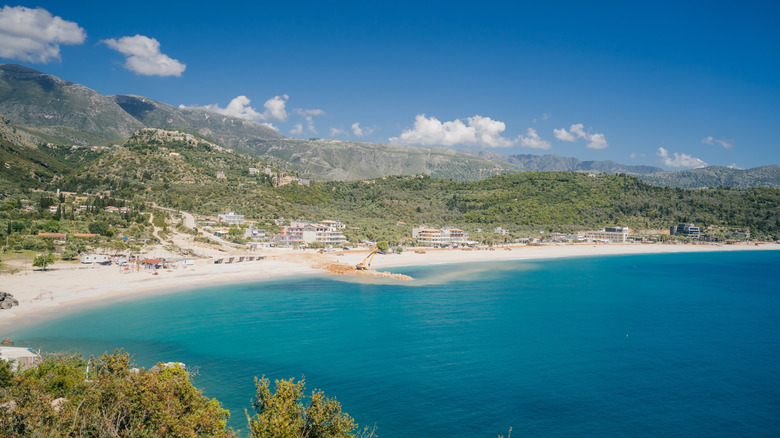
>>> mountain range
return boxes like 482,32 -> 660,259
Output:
1,63 -> 778,188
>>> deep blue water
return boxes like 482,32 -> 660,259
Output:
6,251 -> 780,437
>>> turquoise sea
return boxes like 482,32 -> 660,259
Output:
6,251 -> 780,437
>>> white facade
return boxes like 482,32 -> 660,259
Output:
80,253 -> 109,264
584,227 -> 629,243
217,212 -> 244,226
244,227 -> 266,240
412,227 -> 442,247
302,224 -> 347,246
441,227 -> 469,244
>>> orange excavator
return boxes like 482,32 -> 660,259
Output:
355,249 -> 378,270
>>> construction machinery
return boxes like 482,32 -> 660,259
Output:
355,249 -> 378,270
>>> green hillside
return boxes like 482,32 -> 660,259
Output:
249,138 -> 521,181
3,127 -> 779,244
637,165 -> 780,189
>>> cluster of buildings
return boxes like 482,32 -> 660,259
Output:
410,225 -> 632,247
270,220 -> 347,247
412,226 -> 473,247
209,213 -> 348,248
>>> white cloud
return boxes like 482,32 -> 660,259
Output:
102,34 -> 185,77
351,122 -> 374,137
657,147 -> 707,169
330,128 -> 347,137
203,96 -> 261,120
587,132 -> 608,150
518,128 -> 551,150
289,123 -> 303,135
630,152 -> 646,159
727,163 -> 742,169
262,95 -> 289,122
553,123 -> 608,149
702,136 -> 733,149
195,94 -> 288,122
0,6 -> 85,63
294,108 -> 326,133
389,114 -> 514,148
553,127 -> 576,142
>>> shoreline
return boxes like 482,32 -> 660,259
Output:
2,243 -> 778,330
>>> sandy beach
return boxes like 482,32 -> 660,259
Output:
2,242 -> 778,328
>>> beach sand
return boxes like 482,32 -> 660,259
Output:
2,242 -> 778,328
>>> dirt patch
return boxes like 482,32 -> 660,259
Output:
321,262 -> 413,281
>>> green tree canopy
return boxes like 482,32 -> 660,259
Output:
32,253 -> 55,271
247,376 -> 373,438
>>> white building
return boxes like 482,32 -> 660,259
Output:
80,253 -> 109,264
0,346 -> 41,372
412,227 -> 442,247
302,223 -> 347,246
217,212 -> 244,226
584,226 -> 629,243
320,220 -> 346,229
494,227 -> 510,236
244,227 -> 266,240
441,227 -> 469,245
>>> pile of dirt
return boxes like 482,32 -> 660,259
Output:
322,262 -> 413,281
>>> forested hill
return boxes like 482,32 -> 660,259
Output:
2,124 -> 779,242
636,165 -> 780,189
304,173 -> 780,241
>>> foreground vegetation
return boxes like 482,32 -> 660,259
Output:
0,350 -> 372,437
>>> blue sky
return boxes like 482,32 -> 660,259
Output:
1,1 -> 779,169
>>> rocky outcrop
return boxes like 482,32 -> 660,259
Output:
0,292 -> 19,310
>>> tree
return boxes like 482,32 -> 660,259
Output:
376,241 -> 389,252
247,376 -> 371,438
88,221 -> 111,236
32,253 -> 55,271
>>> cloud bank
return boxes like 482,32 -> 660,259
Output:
102,34 -> 186,77
0,6 -> 85,63
657,147 -> 707,169
390,114 -> 515,148
553,123 -> 608,149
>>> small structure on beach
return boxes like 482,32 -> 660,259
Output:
80,253 -> 109,264
0,347 -> 41,372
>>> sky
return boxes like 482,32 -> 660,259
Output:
1,1 -> 779,170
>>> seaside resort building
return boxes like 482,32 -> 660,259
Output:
412,227 -> 442,247
583,227 -> 630,243
302,223 -> 348,246
670,223 -> 700,238
270,225 -> 305,246
413,226 -> 470,247
270,220 -> 347,247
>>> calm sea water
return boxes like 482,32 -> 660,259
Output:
7,251 -> 780,437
